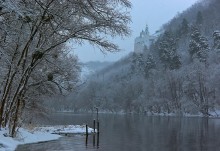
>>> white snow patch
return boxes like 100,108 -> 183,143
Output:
34,125 -> 94,134
0,125 -> 93,151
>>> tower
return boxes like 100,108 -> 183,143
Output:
145,24 -> 149,36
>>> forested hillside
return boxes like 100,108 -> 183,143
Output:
67,0 -> 220,116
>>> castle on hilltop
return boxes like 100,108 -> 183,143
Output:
134,25 -> 158,53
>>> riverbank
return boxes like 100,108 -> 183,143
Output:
54,109 -> 220,118
0,125 -> 93,151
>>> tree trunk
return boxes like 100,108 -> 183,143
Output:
10,98 -> 21,137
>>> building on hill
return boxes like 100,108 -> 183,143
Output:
134,25 -> 158,53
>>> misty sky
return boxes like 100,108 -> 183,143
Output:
71,0 -> 199,63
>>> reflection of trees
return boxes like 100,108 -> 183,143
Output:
181,118 -> 208,151
200,118 -> 208,151
143,117 -> 211,151
103,116 -> 219,151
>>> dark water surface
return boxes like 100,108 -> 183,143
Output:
16,113 -> 220,151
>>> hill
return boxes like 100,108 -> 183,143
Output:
66,0 -> 220,115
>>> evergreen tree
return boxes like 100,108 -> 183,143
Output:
159,31 -> 181,70
189,27 -> 209,62
144,53 -> 156,78
196,11 -> 203,25
213,30 -> 220,49
180,18 -> 189,35
131,53 -> 144,74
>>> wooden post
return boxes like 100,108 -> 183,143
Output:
97,120 -> 100,133
97,131 -> 99,148
85,135 -> 88,147
93,133 -> 96,147
86,134 -> 88,147
86,124 -> 88,136
93,119 -> 96,133
97,120 -> 100,148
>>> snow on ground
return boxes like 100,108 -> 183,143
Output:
144,109 -> 220,118
34,125 -> 94,134
0,125 -> 94,151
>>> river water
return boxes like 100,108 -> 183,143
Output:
16,113 -> 220,151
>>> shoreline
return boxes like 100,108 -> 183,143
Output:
53,110 -> 220,118
0,125 -> 94,151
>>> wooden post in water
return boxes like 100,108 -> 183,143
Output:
97,131 -> 99,148
93,119 -> 96,133
85,124 -> 88,147
96,107 -> 100,148
93,133 -> 96,147
97,120 -> 99,134
85,135 -> 88,146
86,124 -> 88,136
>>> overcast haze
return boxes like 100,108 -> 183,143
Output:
72,0 -> 199,63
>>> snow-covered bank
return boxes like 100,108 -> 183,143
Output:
55,109 -> 220,118
144,109 -> 220,118
35,125 -> 94,134
0,125 -> 93,151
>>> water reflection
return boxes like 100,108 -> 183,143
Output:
16,114 -> 220,151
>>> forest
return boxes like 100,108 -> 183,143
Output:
59,0 -> 220,116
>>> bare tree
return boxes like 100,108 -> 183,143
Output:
0,0 -> 131,137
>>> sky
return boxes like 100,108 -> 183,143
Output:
71,0 -> 199,63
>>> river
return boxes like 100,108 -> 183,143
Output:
16,113 -> 220,151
